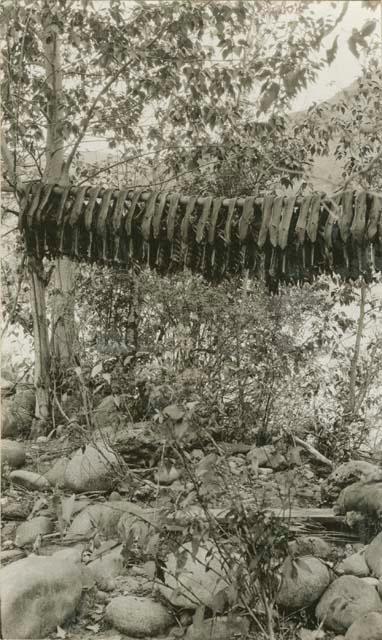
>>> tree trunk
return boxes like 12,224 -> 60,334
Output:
50,256 -> 77,364
25,6 -> 77,418
28,257 -> 51,419
42,7 -> 76,367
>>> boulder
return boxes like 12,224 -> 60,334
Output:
247,444 -> 287,470
52,549 -> 95,590
93,394 -> 129,430
288,536 -> 332,559
1,377 -> 14,393
44,457 -> 69,487
0,549 -> 26,564
0,554 -> 83,639
0,439 -> 26,469
365,532 -> 382,578
361,577 -> 379,587
335,481 -> 382,517
276,556 -> 331,610
98,420 -> 163,466
316,575 -> 382,632
15,516 -> 53,548
1,388 -> 35,437
158,541 -> 228,609
53,548 -> 83,563
9,469 -> 50,490
105,595 -> 173,637
344,611 -> 382,640
321,461 -> 382,503
66,501 -> 145,540
337,552 -> 370,577
118,505 -> 162,543
63,443 -> 119,492
1,497 -> 30,520
88,544 -> 125,591
185,616 -> 250,640
227,455 -> 247,476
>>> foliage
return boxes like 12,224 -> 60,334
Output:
1,5 -> 382,637
77,269 -> 299,441
74,266 -> 382,462
291,52 -> 382,190
2,0 -> 377,192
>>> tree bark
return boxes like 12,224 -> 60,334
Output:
50,256 -> 77,363
28,257 -> 51,419
42,6 -> 76,367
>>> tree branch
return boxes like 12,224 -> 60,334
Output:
1,253 -> 26,339
292,435 -> 333,468
64,60 -> 136,173
64,18 -> 171,174
1,137 -> 23,195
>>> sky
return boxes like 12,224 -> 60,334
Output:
291,0 -> 376,111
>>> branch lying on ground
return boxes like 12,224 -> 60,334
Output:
292,435 -> 333,468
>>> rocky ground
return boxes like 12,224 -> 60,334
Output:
1,383 -> 382,640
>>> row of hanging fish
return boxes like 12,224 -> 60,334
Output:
19,182 -> 382,286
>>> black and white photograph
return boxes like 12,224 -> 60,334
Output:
1,1 -> 382,638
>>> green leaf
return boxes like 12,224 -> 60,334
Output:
226,582 -> 239,605
347,33 -> 360,59
360,19 -> 376,37
259,81 -> 280,113
175,549 -> 188,574
91,363 -> 102,378
191,534 -> 201,559
211,588 -> 226,614
173,420 -> 189,441
163,404 -> 185,421
56,626 -> 66,639
145,532 -> 160,556
196,453 -> 217,476
326,35 -> 338,65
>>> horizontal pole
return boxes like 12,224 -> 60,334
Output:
4,179 -> 329,207
7,179 -> 381,210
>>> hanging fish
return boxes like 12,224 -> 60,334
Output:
95,189 -> 114,261
196,196 -> 213,244
257,195 -> 274,249
141,191 -> 160,241
111,189 -> 129,262
238,196 -> 256,242
152,191 -> 169,239
83,186 -> 101,260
